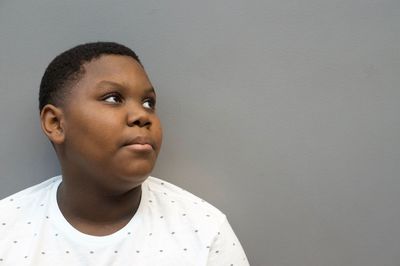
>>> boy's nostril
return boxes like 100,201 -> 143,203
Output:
130,119 -> 151,128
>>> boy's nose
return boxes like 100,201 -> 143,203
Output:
126,107 -> 151,128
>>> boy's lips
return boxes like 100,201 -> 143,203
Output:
122,136 -> 156,151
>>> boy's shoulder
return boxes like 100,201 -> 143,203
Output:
0,176 -> 60,213
145,176 -> 226,220
0,176 -> 60,203
0,176 -> 60,243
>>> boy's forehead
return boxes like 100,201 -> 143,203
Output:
77,55 -> 151,89
83,55 -> 143,78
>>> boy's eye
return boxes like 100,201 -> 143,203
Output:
103,94 -> 123,103
143,98 -> 156,110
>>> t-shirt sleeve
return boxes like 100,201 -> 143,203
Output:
207,216 -> 250,266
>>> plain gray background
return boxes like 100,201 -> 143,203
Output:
0,1 -> 399,265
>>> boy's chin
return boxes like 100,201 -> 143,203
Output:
114,166 -> 154,185
103,174 -> 149,194
92,160 -> 156,192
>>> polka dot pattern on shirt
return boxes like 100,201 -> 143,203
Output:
0,176 -> 249,265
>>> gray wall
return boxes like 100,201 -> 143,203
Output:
1,1 -> 399,265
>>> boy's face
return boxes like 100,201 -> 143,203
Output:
58,55 -> 162,191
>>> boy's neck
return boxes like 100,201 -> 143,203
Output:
56,175 -> 142,236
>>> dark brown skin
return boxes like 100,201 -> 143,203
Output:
40,55 -> 162,236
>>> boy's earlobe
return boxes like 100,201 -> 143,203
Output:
40,104 -> 65,144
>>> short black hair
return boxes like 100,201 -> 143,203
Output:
39,41 -> 142,112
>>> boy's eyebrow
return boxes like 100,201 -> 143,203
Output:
96,80 -> 155,94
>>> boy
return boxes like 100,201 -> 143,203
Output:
0,42 -> 249,265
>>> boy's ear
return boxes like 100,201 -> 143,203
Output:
40,104 -> 66,144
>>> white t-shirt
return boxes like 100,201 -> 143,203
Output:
0,176 -> 249,265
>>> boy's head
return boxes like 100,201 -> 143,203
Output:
39,42 -> 162,192
39,42 -> 142,112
